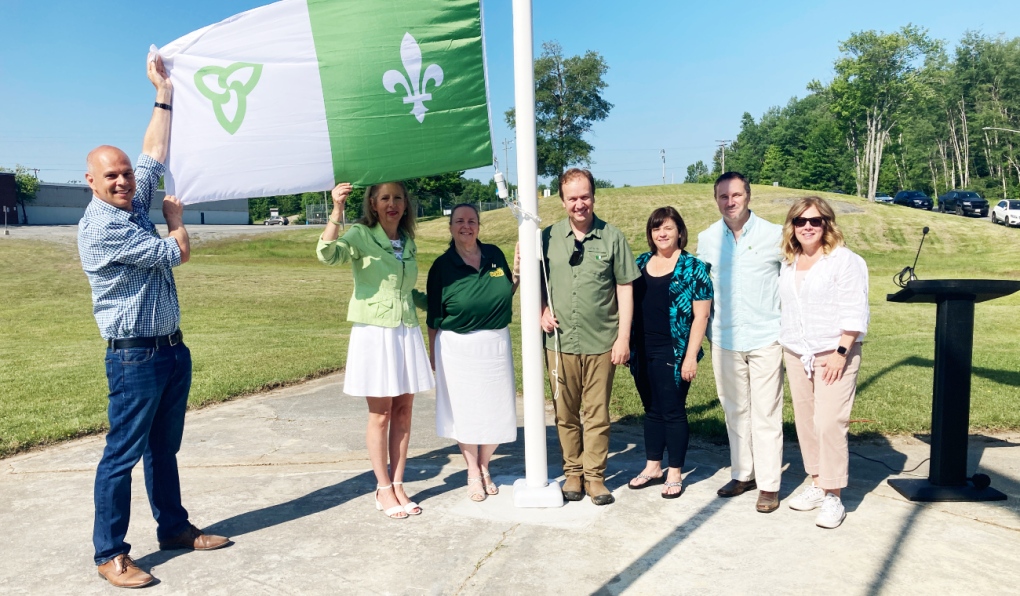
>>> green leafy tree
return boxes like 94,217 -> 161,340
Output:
813,25 -> 943,199
593,178 -> 614,189
505,41 -> 613,178
684,160 -> 710,183
406,171 -> 466,216
758,145 -> 785,185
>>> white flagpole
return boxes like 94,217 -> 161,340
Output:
511,0 -> 563,507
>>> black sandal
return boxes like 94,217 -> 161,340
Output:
628,474 -> 666,490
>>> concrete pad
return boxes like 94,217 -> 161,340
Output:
1,372 -> 1019,594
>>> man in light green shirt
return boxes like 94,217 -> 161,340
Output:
541,168 -> 640,505
696,171 -> 785,513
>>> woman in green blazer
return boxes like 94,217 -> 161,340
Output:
317,181 -> 433,520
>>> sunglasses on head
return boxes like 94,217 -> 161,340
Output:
793,216 -> 825,228
569,239 -> 585,266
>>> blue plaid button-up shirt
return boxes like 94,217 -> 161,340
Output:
78,154 -> 182,340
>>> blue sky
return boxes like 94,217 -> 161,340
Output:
3,0 -> 1020,188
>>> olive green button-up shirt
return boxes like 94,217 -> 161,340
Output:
542,216 -> 640,354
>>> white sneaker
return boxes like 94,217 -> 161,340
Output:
788,484 -> 825,511
815,493 -> 846,529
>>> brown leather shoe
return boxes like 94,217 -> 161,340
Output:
158,523 -> 231,551
562,475 -> 585,501
97,554 -> 154,589
717,478 -> 757,497
584,478 -> 615,506
756,490 -> 780,513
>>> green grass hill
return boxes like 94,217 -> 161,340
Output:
1,183 -> 1017,457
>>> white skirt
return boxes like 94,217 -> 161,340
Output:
435,327 -> 518,444
343,323 -> 435,397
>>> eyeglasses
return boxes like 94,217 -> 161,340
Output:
793,216 -> 826,228
569,239 -> 585,266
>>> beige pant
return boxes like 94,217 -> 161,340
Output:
784,344 -> 862,490
546,350 -> 615,481
711,342 -> 785,492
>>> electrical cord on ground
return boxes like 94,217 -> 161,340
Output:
850,451 -> 930,477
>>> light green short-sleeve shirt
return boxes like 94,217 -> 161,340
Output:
542,216 -> 640,354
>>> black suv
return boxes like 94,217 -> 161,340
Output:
893,190 -> 933,210
937,190 -> 989,217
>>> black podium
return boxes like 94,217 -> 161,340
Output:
886,279 -> 1020,501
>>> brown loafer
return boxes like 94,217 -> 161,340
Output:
158,523 -> 231,551
756,490 -> 780,513
562,475 -> 585,501
584,478 -> 615,506
97,554 -> 154,589
717,478 -> 757,497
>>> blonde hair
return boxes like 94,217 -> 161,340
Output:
781,196 -> 845,262
359,181 -> 417,240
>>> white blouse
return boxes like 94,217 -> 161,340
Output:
779,245 -> 869,376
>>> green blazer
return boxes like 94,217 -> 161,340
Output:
317,223 -> 427,328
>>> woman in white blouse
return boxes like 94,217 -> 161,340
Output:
778,196 -> 869,529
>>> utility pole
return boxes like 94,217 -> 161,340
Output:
29,168 -> 40,180
715,140 -> 732,173
660,149 -> 666,185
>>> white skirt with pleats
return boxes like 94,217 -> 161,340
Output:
343,323 -> 435,397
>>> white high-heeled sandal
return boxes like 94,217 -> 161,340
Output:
393,481 -> 422,515
375,485 -> 408,519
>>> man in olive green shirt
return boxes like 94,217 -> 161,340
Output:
541,168 -> 640,505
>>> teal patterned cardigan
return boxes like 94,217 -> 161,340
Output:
629,250 -> 714,386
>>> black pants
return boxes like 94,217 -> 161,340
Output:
634,353 -> 691,469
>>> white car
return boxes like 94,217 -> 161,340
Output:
991,199 -> 1020,227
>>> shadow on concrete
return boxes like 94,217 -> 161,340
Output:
864,504 -> 924,596
136,442 -> 464,570
592,496 -> 729,595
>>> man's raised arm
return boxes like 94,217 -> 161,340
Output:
142,55 -> 173,163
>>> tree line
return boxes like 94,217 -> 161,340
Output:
686,27 -> 1020,201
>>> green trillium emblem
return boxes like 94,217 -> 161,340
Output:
194,62 -> 264,135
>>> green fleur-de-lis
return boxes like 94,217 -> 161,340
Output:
194,62 -> 263,135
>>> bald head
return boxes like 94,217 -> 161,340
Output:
85,146 -> 136,210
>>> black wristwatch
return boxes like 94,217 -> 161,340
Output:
836,345 -> 848,356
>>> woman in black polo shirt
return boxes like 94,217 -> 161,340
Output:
427,204 -> 518,502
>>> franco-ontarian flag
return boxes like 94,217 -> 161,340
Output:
157,0 -> 493,204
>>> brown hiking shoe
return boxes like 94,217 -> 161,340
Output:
584,478 -> 615,506
97,554 -> 154,589
562,475 -> 585,501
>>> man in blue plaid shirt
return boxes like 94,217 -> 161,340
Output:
78,55 -> 229,589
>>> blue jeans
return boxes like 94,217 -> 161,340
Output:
93,342 -> 192,565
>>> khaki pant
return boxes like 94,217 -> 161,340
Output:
784,344 -> 862,490
546,350 -> 615,481
711,342 -> 785,492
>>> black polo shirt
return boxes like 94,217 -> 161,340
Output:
426,242 -> 514,333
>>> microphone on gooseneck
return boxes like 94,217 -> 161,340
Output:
895,227 -> 930,288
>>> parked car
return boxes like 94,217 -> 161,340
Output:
893,190 -> 933,210
874,192 -> 893,204
937,190 -> 989,217
263,207 -> 289,226
991,199 -> 1020,227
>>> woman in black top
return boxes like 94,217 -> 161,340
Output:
628,207 -> 713,498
